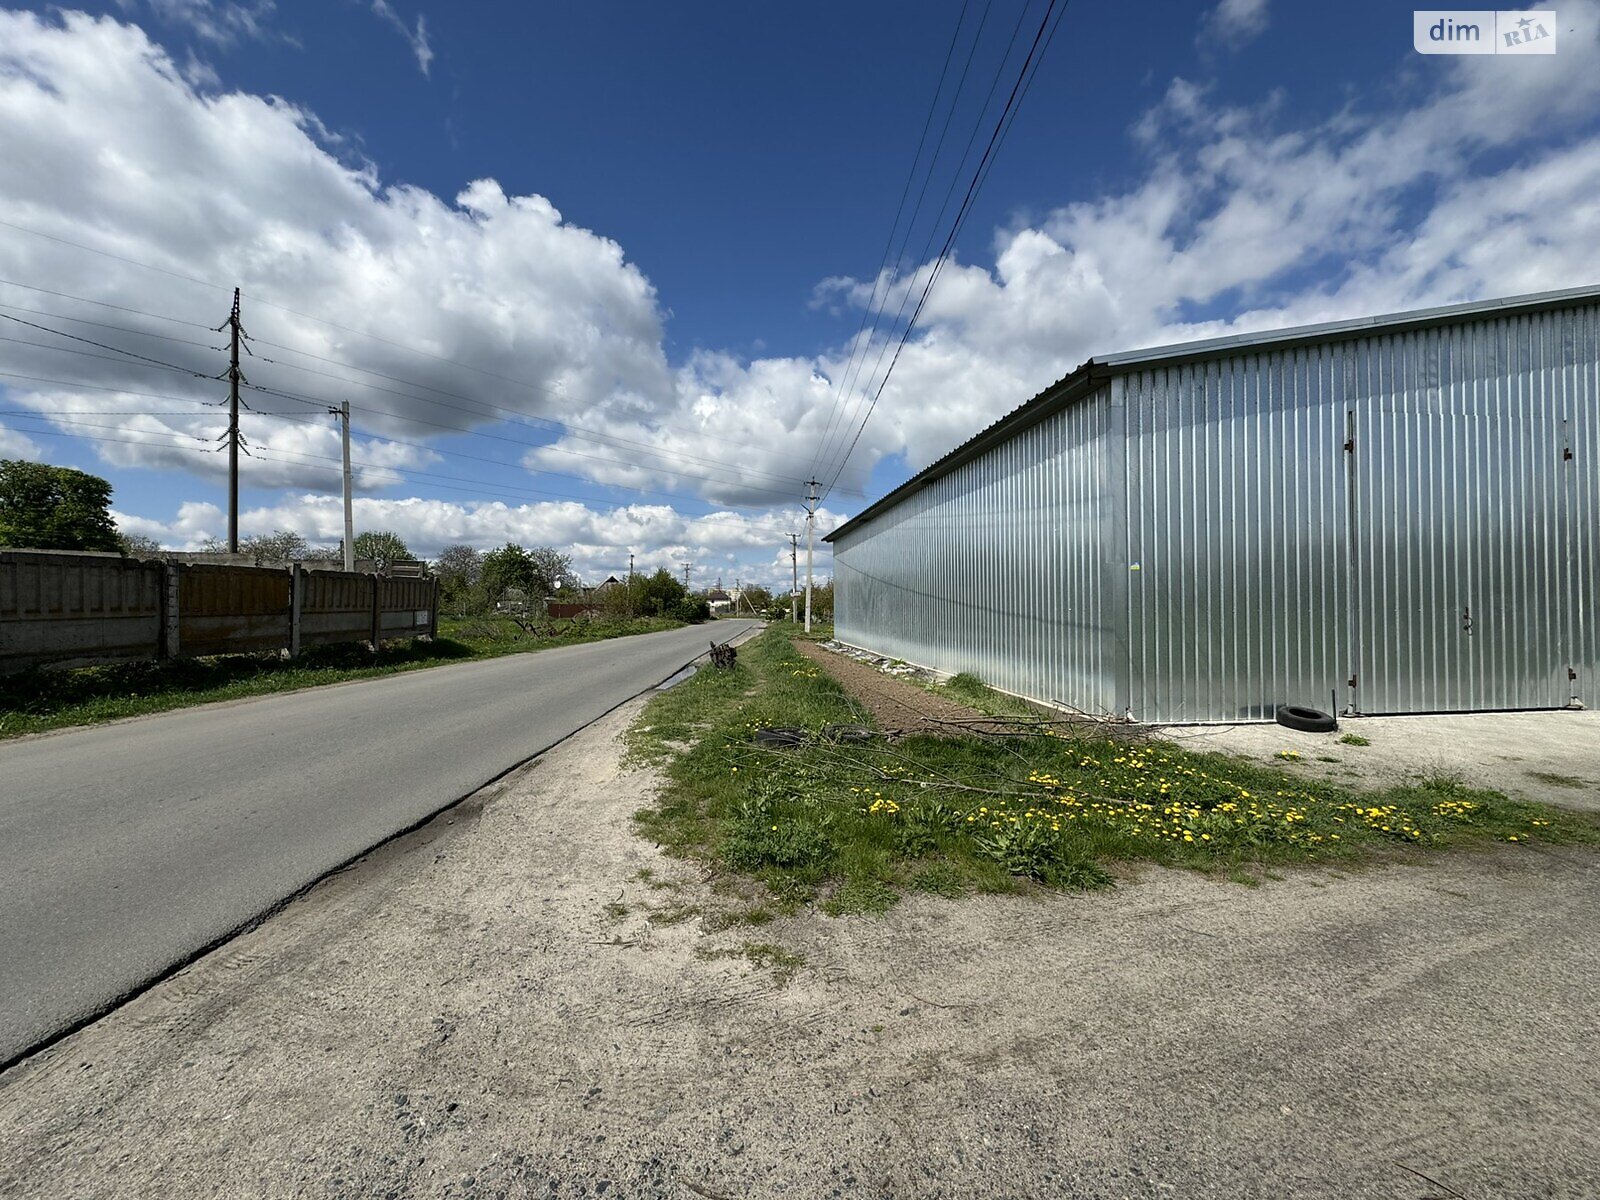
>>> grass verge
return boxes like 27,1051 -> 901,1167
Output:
0,613 -> 685,740
631,628 -> 1600,913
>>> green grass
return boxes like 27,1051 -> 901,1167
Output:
1338,733 -> 1372,747
941,671 -> 1046,719
631,628 -> 1600,914
0,613 -> 685,740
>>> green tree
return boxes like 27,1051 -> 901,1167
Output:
739,584 -> 774,614
434,544 -> 485,615
117,531 -> 164,557
0,460 -> 122,551
353,530 -> 413,569
607,567 -> 708,623
481,543 -> 578,602
241,529 -> 310,563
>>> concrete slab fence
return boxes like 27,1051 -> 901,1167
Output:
0,550 -> 438,673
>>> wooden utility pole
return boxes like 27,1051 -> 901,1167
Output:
804,480 -> 819,632
225,288 -> 243,553
628,552 -> 635,616
786,532 -> 799,623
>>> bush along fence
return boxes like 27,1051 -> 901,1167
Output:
0,549 -> 438,673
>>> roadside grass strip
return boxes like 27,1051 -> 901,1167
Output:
0,614 -> 685,740
631,629 -> 1600,913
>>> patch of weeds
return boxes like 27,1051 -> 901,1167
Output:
741,941 -> 805,976
628,628 -> 1600,917
760,874 -> 817,913
823,876 -> 900,916
908,861 -> 968,898
1315,755 -> 1340,763
700,905 -> 776,932
601,901 -> 630,921
1226,868 -> 1262,888
941,671 -> 1041,720
695,940 -> 805,981
1338,733 -> 1372,747
649,902 -> 702,926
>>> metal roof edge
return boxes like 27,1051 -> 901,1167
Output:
823,283 -> 1600,544
823,362 -> 1105,542
1094,282 -> 1600,370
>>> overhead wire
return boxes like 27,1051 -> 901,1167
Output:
0,283 -> 853,498
807,0 -> 983,479
815,0 -> 1035,482
818,0 -> 1071,501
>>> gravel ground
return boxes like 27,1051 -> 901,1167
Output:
2,693 -> 1597,1200
1161,709 -> 1600,814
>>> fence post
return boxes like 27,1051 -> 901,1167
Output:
288,562 -> 302,658
161,561 -> 181,660
370,573 -> 382,651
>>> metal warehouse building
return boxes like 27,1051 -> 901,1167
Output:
825,286 -> 1600,723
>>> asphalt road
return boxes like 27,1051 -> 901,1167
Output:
0,620 -> 759,1065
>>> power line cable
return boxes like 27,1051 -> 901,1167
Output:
0,300 -> 226,352
0,223 -> 866,491
807,0 -> 983,478
0,286 -> 850,496
815,0 -> 1037,484
0,278 -> 216,329
820,0 -> 1070,500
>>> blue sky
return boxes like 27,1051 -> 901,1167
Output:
1,1 -> 1597,586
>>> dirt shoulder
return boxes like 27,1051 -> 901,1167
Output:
791,639 -> 987,731
3,691 -> 1598,1199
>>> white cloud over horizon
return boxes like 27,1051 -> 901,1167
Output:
5,3 -> 1600,589
112,495 -> 843,590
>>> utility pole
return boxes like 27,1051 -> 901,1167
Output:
804,479 -> 819,633
786,532 -> 799,623
332,400 -> 354,571
223,288 -> 243,553
681,561 -> 693,592
628,552 -> 635,616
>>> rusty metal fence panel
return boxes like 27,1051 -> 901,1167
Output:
0,550 -> 163,671
1,550 -> 438,672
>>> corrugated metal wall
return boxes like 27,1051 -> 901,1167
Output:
835,299 -> 1599,723
1569,305 -> 1600,708
1123,351 -> 1351,721
834,386 -> 1119,716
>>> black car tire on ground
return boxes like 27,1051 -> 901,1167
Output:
1275,704 -> 1338,733
753,727 -> 806,747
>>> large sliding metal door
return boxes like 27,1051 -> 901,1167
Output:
1351,410 -> 1570,713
